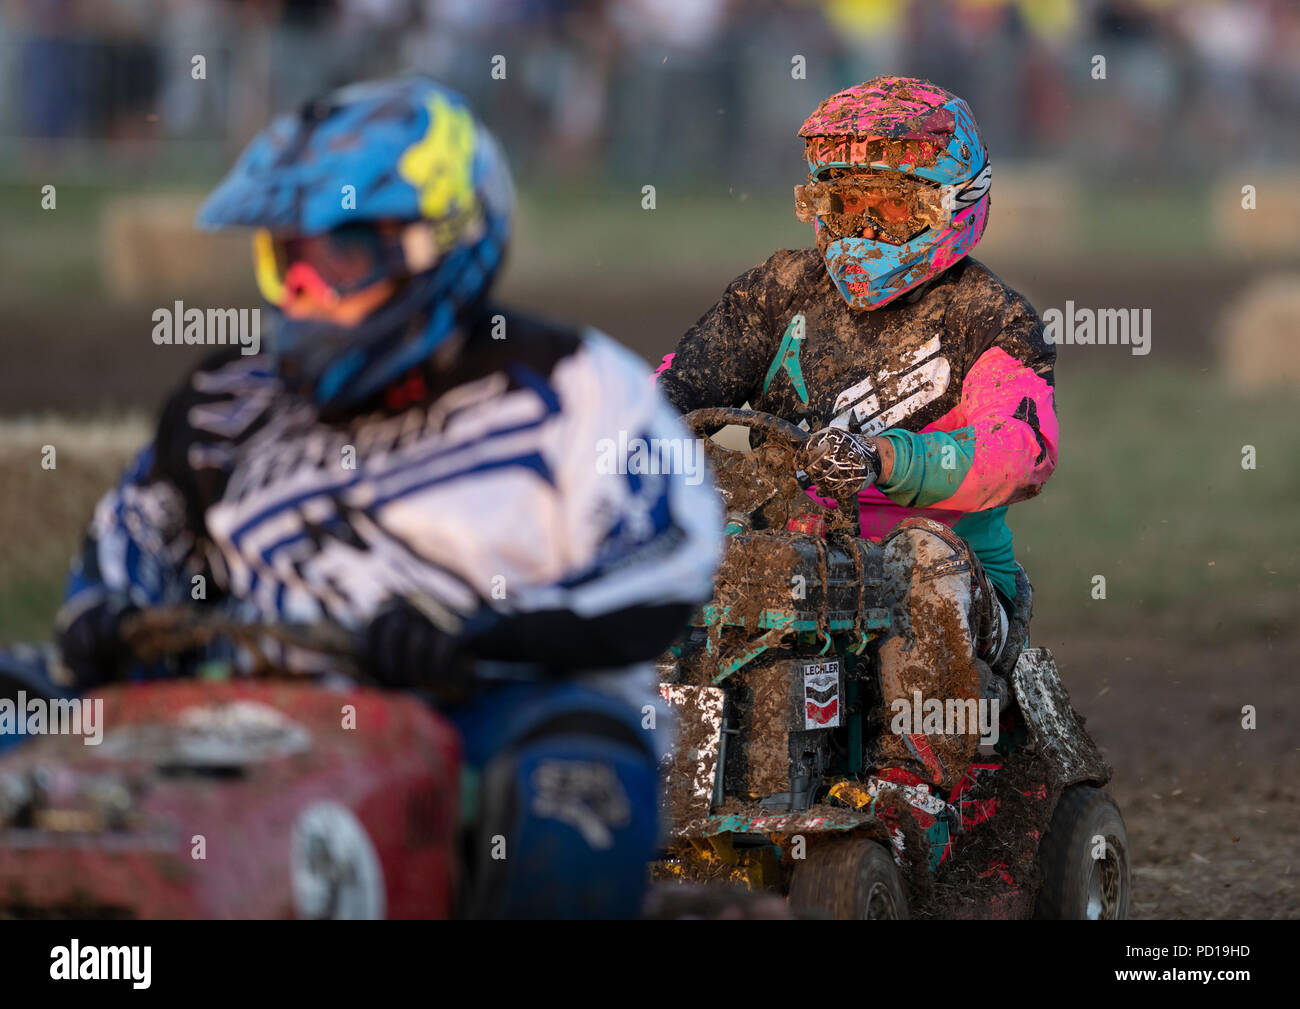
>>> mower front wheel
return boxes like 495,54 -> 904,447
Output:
787,836 -> 909,920
1034,784 -> 1131,920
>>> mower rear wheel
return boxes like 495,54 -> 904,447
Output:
788,837 -> 909,920
1034,784 -> 1130,920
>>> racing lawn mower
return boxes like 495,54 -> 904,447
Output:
0,602 -> 664,920
0,619 -> 462,919
655,408 -> 1130,920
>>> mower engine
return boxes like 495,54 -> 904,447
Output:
661,525 -> 890,827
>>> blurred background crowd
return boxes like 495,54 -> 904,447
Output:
3,0 -> 1300,184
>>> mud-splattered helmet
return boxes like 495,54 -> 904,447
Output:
198,76 -> 513,411
796,76 -> 990,311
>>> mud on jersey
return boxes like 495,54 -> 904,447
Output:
61,309 -> 723,673
655,248 -> 1058,600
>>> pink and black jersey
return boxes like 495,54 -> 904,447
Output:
655,247 -> 1058,601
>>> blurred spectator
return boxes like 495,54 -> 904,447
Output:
0,0 -> 1296,184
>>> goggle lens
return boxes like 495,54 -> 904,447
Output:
252,223 -> 409,306
794,176 -> 945,242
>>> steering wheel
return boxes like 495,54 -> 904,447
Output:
683,406 -> 861,536
682,407 -> 809,452
120,607 -> 363,680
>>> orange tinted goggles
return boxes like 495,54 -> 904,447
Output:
794,175 -> 946,242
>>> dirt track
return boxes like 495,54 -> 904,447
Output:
1043,626 -> 1300,919
0,257 -> 1277,415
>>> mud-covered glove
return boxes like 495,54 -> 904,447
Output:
797,427 -> 882,499
56,596 -> 139,689
360,597 -> 473,695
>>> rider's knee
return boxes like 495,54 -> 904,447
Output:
463,714 -> 660,920
882,517 -> 974,591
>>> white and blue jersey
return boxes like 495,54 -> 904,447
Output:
58,309 -> 723,678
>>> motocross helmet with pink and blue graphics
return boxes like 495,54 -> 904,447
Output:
797,76 -> 991,311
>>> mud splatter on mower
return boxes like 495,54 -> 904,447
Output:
653,408 -> 1130,920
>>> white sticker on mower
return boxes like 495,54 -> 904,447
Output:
291,801 -> 386,920
96,699 -> 310,767
659,684 -> 724,810
862,775 -> 950,817
803,660 -> 841,729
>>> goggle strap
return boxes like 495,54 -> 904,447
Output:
946,161 -> 992,214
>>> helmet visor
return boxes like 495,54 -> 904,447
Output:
794,175 -> 946,243
253,221 -> 450,307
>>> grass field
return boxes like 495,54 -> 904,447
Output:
0,176 -> 1221,308
0,416 -> 150,643
0,365 -> 1294,648
1012,363 -> 1300,643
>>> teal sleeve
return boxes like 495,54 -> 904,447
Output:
877,427 -> 977,508
952,507 -> 1018,601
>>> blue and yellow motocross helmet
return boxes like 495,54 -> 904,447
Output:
197,76 -> 513,410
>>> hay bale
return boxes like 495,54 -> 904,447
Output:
977,165 -> 1080,259
99,194 -> 248,301
1212,172 -> 1300,256
0,417 -> 150,587
1215,274 -> 1300,392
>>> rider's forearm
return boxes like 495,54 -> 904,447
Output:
867,435 -> 894,484
873,347 -> 1058,512
58,446 -> 196,616
55,442 -> 207,690
465,602 -> 698,669
873,427 -> 975,507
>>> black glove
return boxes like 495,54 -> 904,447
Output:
56,596 -> 138,689
797,426 -> 882,499
360,597 -> 471,694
